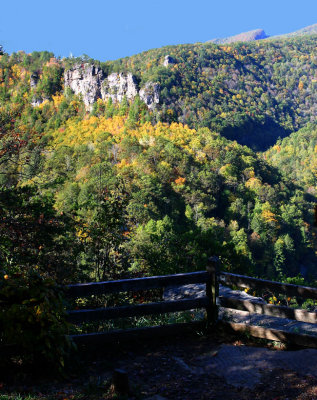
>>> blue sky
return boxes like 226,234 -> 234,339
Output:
2,0 -> 317,61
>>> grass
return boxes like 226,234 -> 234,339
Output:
70,309 -> 205,335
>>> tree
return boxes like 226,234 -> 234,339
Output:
0,186 -> 80,282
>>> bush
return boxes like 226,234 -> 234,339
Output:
0,270 -> 74,373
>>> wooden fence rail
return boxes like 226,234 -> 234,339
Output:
67,257 -> 219,345
219,271 -> 317,299
66,271 -> 209,298
68,297 -> 210,324
66,258 -> 317,347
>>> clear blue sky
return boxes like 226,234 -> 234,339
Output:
2,0 -> 317,61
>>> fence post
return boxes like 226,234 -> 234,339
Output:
206,256 -> 220,326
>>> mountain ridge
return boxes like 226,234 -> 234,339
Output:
207,23 -> 317,44
208,29 -> 269,44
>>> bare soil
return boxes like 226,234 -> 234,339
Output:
2,328 -> 317,400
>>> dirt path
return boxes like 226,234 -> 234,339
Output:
3,331 -> 317,400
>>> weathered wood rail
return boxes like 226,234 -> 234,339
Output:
66,258 -> 218,346
218,270 -> 317,347
66,258 -> 317,347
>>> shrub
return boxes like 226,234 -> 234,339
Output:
0,270 -> 74,373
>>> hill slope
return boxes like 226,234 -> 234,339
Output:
273,23 -> 317,39
265,123 -> 317,190
208,29 -> 269,44
2,35 -> 317,151
207,23 -> 317,44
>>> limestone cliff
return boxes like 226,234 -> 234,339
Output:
139,82 -> 160,110
64,64 -> 104,110
64,64 -> 160,111
163,55 -> 176,67
101,72 -> 138,103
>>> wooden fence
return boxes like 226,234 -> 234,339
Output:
66,257 -> 317,347
218,270 -> 317,347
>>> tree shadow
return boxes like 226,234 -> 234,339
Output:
220,116 -> 291,152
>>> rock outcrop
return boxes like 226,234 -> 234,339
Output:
64,64 -> 104,110
163,283 -> 266,304
31,98 -> 45,107
101,72 -> 138,103
163,55 -> 176,67
64,64 -> 160,111
30,72 -> 39,88
139,82 -> 160,110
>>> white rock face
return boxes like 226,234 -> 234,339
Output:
64,64 -> 104,110
139,82 -> 160,110
101,73 -> 138,103
163,283 -> 266,304
30,73 -> 39,88
31,98 -> 44,107
64,63 -> 160,111
163,55 -> 176,67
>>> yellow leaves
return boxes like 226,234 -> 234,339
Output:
11,64 -> 22,80
245,177 -> 262,190
298,81 -> 304,91
261,209 -> 277,223
219,164 -> 232,176
52,94 -> 65,109
76,228 -> 91,243
159,160 -> 170,168
116,158 -> 131,169
35,305 -> 42,316
52,115 -> 127,148
38,99 -> 49,109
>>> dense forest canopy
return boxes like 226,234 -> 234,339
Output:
1,35 -> 317,287
101,35 -> 317,150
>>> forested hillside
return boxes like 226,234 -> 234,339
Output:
1,35 -> 317,287
102,35 -> 317,150
2,35 -> 317,150
265,123 -> 317,190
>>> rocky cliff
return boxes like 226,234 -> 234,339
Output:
101,72 -> 138,103
64,64 -> 160,111
64,64 -> 105,109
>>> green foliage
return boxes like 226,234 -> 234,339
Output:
0,38 -> 317,361
0,186 -> 81,282
102,36 -> 317,150
0,270 -> 74,372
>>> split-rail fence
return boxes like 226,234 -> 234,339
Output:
66,257 -> 317,348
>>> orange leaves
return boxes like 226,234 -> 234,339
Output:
261,209 -> 278,224
174,176 -> 186,186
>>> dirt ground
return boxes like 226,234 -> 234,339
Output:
2,328 -> 317,400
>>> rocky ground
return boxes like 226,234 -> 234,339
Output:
2,328 -> 317,400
